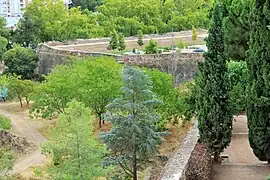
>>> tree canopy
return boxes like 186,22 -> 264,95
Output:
42,100 -> 107,179
2,45 -> 37,79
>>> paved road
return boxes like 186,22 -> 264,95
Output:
212,115 -> 270,180
0,103 -> 47,174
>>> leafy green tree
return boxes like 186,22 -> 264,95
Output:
246,0 -> 270,163
196,3 -> 232,161
30,57 -> 122,127
228,61 -> 247,115
192,26 -> 197,45
0,148 -> 14,177
0,36 -> 8,61
42,100 -> 107,179
145,39 -> 158,54
2,45 -> 37,79
103,66 -> 163,179
12,11 -> 41,48
109,30 -> 118,50
0,17 -> 9,39
72,0 -> 104,11
118,33 -> 126,51
7,78 -> 35,108
144,68 -> 188,130
223,0 -> 250,61
137,30 -> 144,46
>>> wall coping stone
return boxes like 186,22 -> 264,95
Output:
160,120 -> 199,180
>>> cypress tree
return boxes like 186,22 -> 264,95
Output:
196,3 -> 232,160
137,30 -> 144,46
118,33 -> 126,51
223,0 -> 251,61
109,30 -> 119,50
247,0 -> 270,163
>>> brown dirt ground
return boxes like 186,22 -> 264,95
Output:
212,115 -> 270,180
57,36 -> 205,53
0,102 -> 49,175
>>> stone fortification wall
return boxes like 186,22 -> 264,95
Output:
37,44 -> 204,84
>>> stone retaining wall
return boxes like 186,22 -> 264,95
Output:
159,120 -> 199,180
37,44 -> 204,84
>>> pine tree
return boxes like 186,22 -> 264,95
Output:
109,30 -> 119,50
192,26 -> 197,45
247,0 -> 270,163
42,100 -> 107,179
137,30 -> 144,46
196,3 -> 232,161
103,66 -> 163,179
118,33 -> 126,51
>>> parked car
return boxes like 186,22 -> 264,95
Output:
192,48 -> 205,52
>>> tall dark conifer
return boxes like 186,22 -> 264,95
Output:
196,2 -> 232,160
247,0 -> 270,163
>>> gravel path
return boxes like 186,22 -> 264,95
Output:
0,102 -> 47,174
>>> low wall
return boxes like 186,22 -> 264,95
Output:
160,120 -> 199,180
37,44 -> 204,84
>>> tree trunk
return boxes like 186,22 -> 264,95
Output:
133,136 -> 137,180
19,97 -> 23,108
214,152 -> 219,162
26,96 -> 29,106
98,113 -> 102,128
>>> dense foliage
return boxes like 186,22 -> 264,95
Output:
228,61 -> 247,114
0,148 -> 14,177
30,57 -> 122,127
9,0 -> 213,47
196,3 -> 232,160
246,0 -> 270,162
223,0 -> 251,61
103,66 -> 163,179
145,39 -> 158,54
2,46 -> 37,79
42,100 -> 107,179
0,115 -> 11,130
7,78 -> 35,107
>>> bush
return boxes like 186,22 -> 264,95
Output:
0,115 -> 11,130
145,39 -> 158,54
227,61 -> 247,114
185,143 -> 213,180
266,175 -> 270,180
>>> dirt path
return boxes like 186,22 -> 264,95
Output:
0,102 -> 47,174
212,115 -> 270,180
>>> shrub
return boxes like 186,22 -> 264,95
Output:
145,39 -> 158,54
185,142 -> 213,180
0,115 -> 11,130
266,175 -> 270,180
227,61 -> 247,114
177,39 -> 186,49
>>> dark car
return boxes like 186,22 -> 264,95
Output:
192,48 -> 205,52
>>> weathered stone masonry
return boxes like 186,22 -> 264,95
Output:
37,44 -> 204,85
